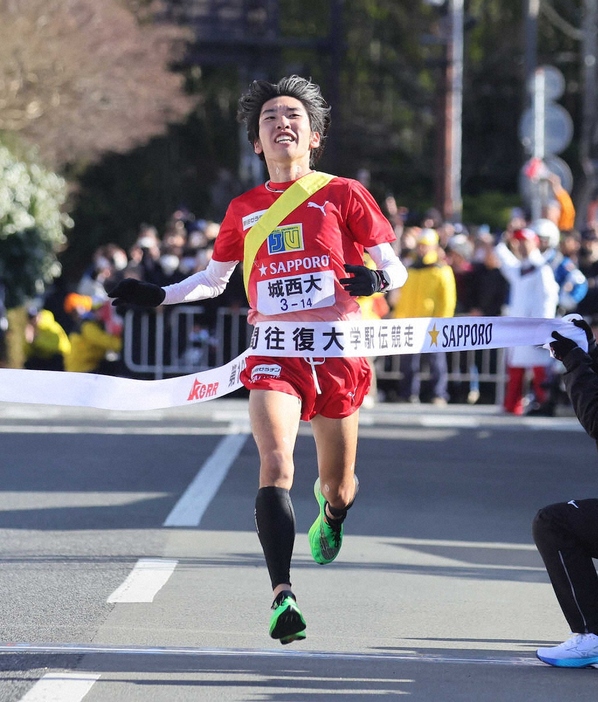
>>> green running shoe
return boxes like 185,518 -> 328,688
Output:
280,630 -> 307,645
269,591 -> 306,645
308,477 -> 355,565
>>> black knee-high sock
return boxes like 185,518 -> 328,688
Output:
326,483 -> 358,523
255,487 -> 296,590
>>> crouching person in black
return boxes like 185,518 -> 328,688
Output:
534,318 -> 598,667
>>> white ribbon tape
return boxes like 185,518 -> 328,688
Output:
248,316 -> 587,357
0,316 -> 586,411
0,351 -> 250,411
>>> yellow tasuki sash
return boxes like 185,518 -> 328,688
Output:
243,171 -> 334,303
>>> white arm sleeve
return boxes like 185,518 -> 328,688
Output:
366,243 -> 408,290
162,259 -> 239,305
494,242 -> 520,285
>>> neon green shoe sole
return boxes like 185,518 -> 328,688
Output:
269,594 -> 306,644
280,629 -> 307,645
308,478 -> 344,565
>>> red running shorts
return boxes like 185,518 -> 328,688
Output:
241,355 -> 371,421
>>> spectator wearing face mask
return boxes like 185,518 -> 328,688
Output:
78,244 -> 128,302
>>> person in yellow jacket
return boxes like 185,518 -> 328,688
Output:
63,294 -> 122,374
389,227 -> 457,404
24,308 -> 71,371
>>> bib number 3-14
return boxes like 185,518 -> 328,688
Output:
256,270 -> 336,315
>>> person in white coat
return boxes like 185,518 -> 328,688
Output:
494,228 -> 559,414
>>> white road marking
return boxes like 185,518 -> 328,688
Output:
2,642 -> 542,667
420,416 -> 480,428
0,492 -> 167,510
390,536 -> 537,550
17,671 -> 100,701
0,417 -> 583,435
107,558 -> 178,603
0,426 -> 239,435
163,427 -> 250,527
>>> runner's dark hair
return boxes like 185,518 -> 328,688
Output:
237,75 -> 331,166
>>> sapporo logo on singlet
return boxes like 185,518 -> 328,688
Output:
266,224 -> 304,255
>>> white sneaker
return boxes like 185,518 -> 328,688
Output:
536,633 -> 598,667
467,389 -> 480,404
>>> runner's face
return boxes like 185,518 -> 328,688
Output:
254,96 -> 320,168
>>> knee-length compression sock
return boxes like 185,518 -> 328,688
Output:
255,486 -> 296,590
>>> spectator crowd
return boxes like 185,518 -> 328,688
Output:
9,172 -> 598,416
18,210 -> 246,379
379,172 -> 594,415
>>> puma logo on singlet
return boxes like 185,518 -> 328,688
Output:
307,201 -> 329,216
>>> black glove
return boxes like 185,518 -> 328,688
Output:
549,331 -> 579,362
340,264 -> 388,297
107,278 -> 166,307
572,318 -> 597,355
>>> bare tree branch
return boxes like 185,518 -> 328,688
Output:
540,0 -> 583,41
0,0 -> 195,169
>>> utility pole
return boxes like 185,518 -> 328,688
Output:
578,0 -> 598,229
523,0 -> 541,219
449,0 -> 463,222
523,0 -> 539,87
439,0 -> 463,223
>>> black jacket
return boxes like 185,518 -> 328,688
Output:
562,344 -> 598,442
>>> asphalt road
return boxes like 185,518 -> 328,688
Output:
0,399 -> 596,701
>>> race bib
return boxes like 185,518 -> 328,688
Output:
256,269 -> 336,315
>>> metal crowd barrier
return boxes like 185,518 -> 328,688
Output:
375,347 -> 507,406
122,305 -> 252,379
122,306 -> 507,404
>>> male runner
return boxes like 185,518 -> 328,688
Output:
109,75 -> 407,644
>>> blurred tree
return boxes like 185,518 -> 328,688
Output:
61,66 -> 242,281
0,142 -> 72,367
280,0 -> 437,203
334,0 -> 437,197
18,0 -> 585,284
461,0 -> 526,195
0,143 -> 71,308
0,0 -> 194,170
